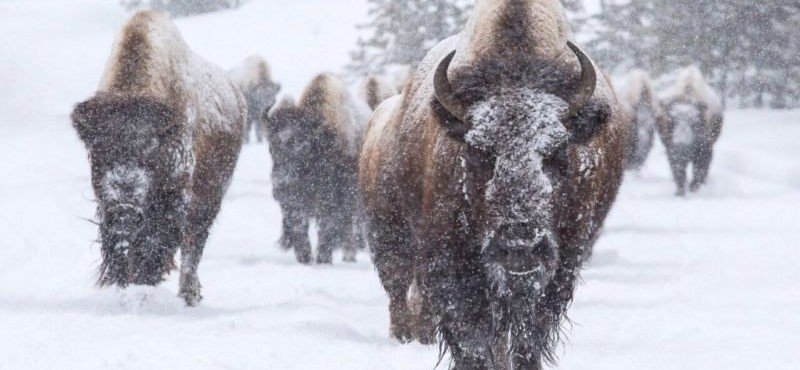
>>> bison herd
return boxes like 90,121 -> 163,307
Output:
71,2 -> 724,369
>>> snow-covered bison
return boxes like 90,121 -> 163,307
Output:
359,75 -> 398,110
659,66 -> 724,196
359,0 -> 627,368
71,11 -> 245,306
265,73 -> 370,264
618,70 -> 664,170
230,55 -> 281,143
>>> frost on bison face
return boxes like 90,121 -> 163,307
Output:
463,90 -> 568,279
73,96 -> 187,287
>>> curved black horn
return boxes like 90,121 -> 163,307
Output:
434,51 -> 468,122
564,41 -> 597,119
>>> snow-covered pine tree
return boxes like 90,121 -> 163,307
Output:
120,0 -> 242,17
348,0 -> 587,77
585,0 -> 800,108
347,0 -> 472,77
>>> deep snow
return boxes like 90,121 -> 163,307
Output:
1,1 -> 798,369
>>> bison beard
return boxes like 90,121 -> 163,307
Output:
72,96 -> 189,288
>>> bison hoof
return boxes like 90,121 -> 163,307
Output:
342,251 -> 357,263
179,273 -> 202,307
179,290 -> 203,307
391,324 -> 415,344
416,329 -> 437,345
294,248 -> 312,265
316,254 -> 333,265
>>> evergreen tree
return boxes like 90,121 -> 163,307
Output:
348,0 -> 472,76
348,0 -> 587,77
584,0 -> 800,108
120,0 -> 242,17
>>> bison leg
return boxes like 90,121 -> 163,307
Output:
367,213 -> 416,343
279,205 -> 312,264
667,145 -> 691,196
317,212 -> 350,265
408,276 -> 437,345
179,201 -> 221,306
341,212 -> 364,263
690,144 -> 713,192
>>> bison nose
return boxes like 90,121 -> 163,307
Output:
106,205 -> 145,235
488,224 -> 556,273
504,238 -> 554,273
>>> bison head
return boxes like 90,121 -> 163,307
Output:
72,95 -> 185,286
434,42 -> 601,276
263,98 -> 321,205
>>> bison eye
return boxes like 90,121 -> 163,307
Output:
464,148 -> 496,185
543,149 -> 569,174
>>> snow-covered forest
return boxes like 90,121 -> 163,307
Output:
0,1 -> 798,369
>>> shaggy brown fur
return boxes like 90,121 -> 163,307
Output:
359,75 -> 398,110
72,11 -> 245,306
359,1 -> 627,368
265,74 -> 368,264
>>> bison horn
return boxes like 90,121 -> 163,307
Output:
434,51 -> 470,133
564,41 -> 597,119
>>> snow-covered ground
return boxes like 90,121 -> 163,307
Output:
1,1 -> 798,369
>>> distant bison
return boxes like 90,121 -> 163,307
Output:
359,0 -> 627,368
659,66 -> 724,196
359,75 -> 398,110
71,11 -> 245,306
618,70 -> 664,170
265,73 -> 370,264
230,55 -> 281,143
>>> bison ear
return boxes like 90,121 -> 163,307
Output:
71,98 -> 104,144
569,99 -> 611,143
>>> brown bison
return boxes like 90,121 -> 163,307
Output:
71,11 -> 245,306
359,0 -> 628,368
359,74 -> 398,110
230,55 -> 281,143
618,70 -> 664,170
659,66 -> 724,196
264,74 -> 370,264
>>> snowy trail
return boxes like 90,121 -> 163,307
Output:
1,1 -> 799,369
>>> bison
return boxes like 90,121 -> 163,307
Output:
71,11 -> 245,306
658,66 -> 724,196
618,70 -> 664,170
359,0 -> 628,368
230,55 -> 281,144
359,74 -> 398,110
264,73 -> 370,264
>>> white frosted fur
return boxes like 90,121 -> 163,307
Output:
670,102 -> 699,145
662,66 -> 723,113
466,89 -> 569,247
